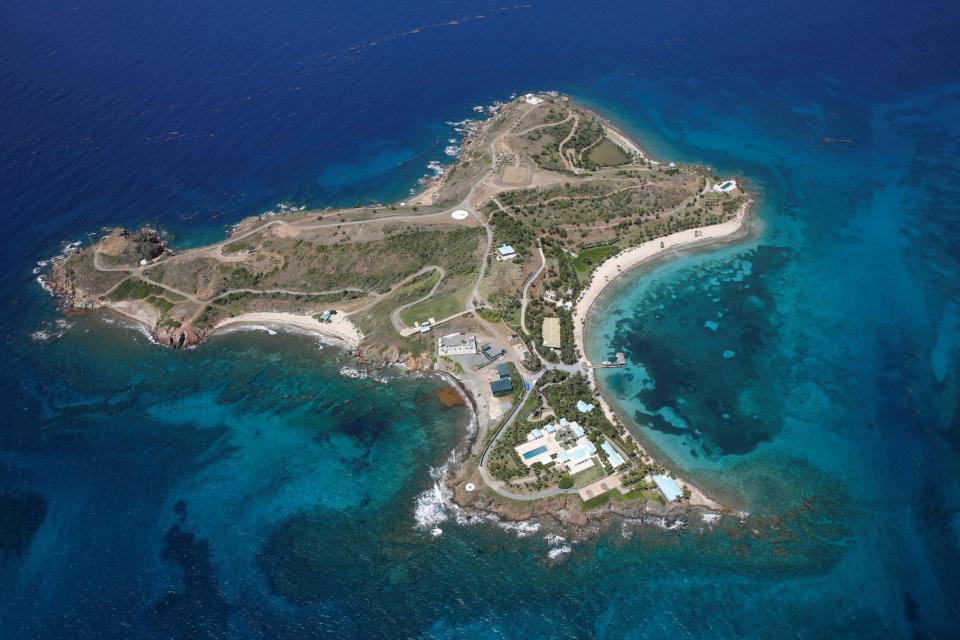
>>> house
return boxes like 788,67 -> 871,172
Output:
418,321 -> 432,333
438,332 -> 478,356
514,418 -> 598,474
542,317 -> 561,349
490,378 -> 513,396
576,400 -> 595,413
652,474 -> 684,502
496,363 -> 511,379
496,245 -> 517,261
600,441 -> 626,468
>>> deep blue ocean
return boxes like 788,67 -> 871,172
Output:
3,0 -> 960,637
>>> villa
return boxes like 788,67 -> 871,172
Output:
496,244 -> 517,261
576,399 -> 595,413
438,332 -> 478,356
514,419 -> 598,474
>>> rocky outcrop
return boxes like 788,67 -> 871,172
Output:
155,324 -> 206,349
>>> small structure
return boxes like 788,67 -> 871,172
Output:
712,179 -> 738,193
496,245 -> 517,261
496,363 -> 511,379
543,289 -> 557,303
600,441 -> 626,468
524,93 -> 544,105
652,474 -> 683,502
576,400 -> 595,414
318,310 -> 333,323
418,321 -> 432,333
438,332 -> 477,356
542,317 -> 561,350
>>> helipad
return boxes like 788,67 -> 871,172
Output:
451,209 -> 469,220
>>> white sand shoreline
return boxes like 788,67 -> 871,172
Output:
211,312 -> 363,349
570,201 -> 752,513
574,201 -> 751,363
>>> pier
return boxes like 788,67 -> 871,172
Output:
587,352 -> 626,369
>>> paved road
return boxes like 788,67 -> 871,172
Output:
519,245 -> 545,334
477,368 -> 584,501
387,265 -> 445,332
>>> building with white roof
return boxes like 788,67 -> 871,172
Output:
496,245 -> 517,261
576,400 -> 595,413
712,179 -> 738,193
437,332 -> 478,356
515,419 -> 597,474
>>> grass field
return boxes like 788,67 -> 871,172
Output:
572,464 -> 607,488
585,138 -> 631,167
399,286 -> 469,325
574,245 -> 620,274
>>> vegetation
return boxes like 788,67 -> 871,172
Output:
107,277 -> 164,301
573,244 -> 620,274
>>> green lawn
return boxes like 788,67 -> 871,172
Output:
399,287 -> 469,326
572,463 -> 607,488
574,245 -> 620,274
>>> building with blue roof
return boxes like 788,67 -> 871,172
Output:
576,400 -> 595,413
652,474 -> 683,502
601,441 -> 626,468
496,363 -> 511,378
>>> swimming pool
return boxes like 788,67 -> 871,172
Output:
523,446 -> 547,460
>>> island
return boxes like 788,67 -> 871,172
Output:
43,92 -> 751,532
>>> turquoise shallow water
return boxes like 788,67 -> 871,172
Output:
3,0 -> 960,637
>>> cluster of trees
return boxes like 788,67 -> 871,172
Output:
541,372 -> 619,440
489,209 -> 535,257
570,117 -> 604,155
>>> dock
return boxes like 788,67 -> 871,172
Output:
588,352 -> 626,369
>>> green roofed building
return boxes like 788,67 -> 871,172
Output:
490,378 -> 513,396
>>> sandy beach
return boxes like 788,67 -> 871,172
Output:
212,312 -> 363,349
573,201 -> 750,364
568,202 -> 751,514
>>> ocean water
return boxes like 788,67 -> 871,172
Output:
3,0 -> 960,637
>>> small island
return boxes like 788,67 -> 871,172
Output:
44,92 -> 751,531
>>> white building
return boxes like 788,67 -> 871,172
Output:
514,419 -> 598,474
712,179 -> 738,193
438,332 -> 478,356
496,245 -> 517,261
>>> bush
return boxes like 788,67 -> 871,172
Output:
558,473 -> 574,489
